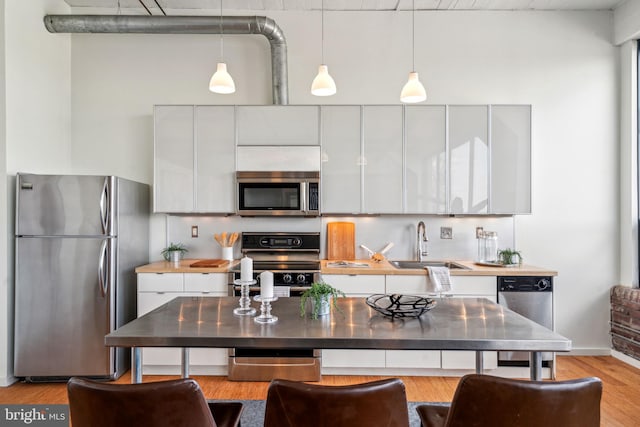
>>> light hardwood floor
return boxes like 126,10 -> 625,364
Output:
0,356 -> 638,426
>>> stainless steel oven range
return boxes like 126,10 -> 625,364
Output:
227,232 -> 322,381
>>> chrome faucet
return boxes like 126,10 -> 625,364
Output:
417,221 -> 429,261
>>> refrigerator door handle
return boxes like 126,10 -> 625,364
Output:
98,239 -> 108,297
100,177 -> 110,234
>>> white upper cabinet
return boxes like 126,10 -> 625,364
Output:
237,106 -> 320,145
362,106 -> 403,214
321,106 -> 362,214
154,105 -> 235,213
154,104 -> 531,215
405,106 -> 447,214
449,105 -> 489,214
490,105 -> 532,214
154,105 -> 194,213
195,106 -> 235,213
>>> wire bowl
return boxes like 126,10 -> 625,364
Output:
366,294 -> 436,318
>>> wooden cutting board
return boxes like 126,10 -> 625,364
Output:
327,222 -> 355,260
189,259 -> 229,268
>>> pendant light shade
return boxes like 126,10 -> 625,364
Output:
209,0 -> 235,94
209,62 -> 236,94
400,71 -> 426,103
311,0 -> 336,96
401,0 -> 426,103
311,65 -> 336,96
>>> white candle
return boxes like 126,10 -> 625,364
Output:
240,256 -> 253,282
260,271 -> 274,299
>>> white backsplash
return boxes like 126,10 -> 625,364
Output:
161,215 -> 515,262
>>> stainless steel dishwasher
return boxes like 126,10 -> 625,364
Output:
497,276 -> 554,367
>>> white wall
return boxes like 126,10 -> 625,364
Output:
0,7 -> 618,378
78,9 -> 618,354
1,0 -> 71,385
166,215 -> 515,262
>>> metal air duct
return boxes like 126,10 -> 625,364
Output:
44,15 -> 289,105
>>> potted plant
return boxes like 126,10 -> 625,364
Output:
300,281 -> 345,319
497,248 -> 522,265
161,242 -> 188,264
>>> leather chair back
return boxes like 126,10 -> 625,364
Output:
264,378 -> 410,427
438,374 -> 602,427
67,377 -> 217,427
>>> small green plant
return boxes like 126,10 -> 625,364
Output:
497,248 -> 522,265
161,242 -> 188,261
300,281 -> 346,319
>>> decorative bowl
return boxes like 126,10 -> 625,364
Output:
366,294 -> 436,318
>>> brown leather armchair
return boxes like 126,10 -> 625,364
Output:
263,378 -> 410,427
416,374 -> 603,427
67,377 -> 243,427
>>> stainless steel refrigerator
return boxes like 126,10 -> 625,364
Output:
14,173 -> 149,381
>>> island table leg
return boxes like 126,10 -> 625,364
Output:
131,347 -> 142,384
530,352 -> 542,380
181,348 -> 190,378
475,351 -> 484,374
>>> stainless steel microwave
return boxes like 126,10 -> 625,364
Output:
236,171 -> 320,216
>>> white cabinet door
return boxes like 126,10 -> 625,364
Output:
321,106 -> 362,214
446,276 -> 496,297
237,106 -> 319,145
363,106 -> 403,213
137,273 -> 184,292
195,106 -> 235,213
441,276 -> 497,370
320,274 -> 385,368
180,293 -> 228,367
386,274 -> 438,297
449,105 -> 489,214
490,105 -> 531,214
322,350 -> 386,368
184,273 -> 229,294
138,291 -> 183,367
154,105 -> 194,213
405,106 -> 447,214
386,350 -> 441,369
321,274 -> 385,296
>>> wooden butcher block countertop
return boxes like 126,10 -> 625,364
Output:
135,259 -> 240,273
321,259 -> 557,276
135,259 -> 556,277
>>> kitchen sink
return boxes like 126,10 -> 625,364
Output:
390,260 -> 470,270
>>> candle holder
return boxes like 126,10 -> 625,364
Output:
253,295 -> 278,324
233,279 -> 257,316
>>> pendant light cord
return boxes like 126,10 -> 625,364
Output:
220,0 -> 224,61
321,0 -> 325,64
411,0 -> 415,71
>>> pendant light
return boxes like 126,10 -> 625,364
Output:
209,0 -> 235,94
311,0 -> 336,96
400,0 -> 426,103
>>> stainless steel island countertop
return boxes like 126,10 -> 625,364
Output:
106,296 -> 571,382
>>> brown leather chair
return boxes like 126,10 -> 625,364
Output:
67,377 -> 243,427
416,374 -> 603,427
264,378 -> 410,427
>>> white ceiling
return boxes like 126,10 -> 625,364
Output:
63,0 -> 628,12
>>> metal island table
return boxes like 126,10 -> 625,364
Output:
105,296 -> 571,383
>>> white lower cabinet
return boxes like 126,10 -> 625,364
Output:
321,274 -> 386,369
386,274 -> 498,371
137,272 -> 229,374
386,350 -> 441,369
322,350 -> 386,368
440,276 -> 498,370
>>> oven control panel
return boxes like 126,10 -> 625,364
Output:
241,232 -> 320,251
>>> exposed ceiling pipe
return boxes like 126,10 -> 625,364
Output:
43,15 -> 289,105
